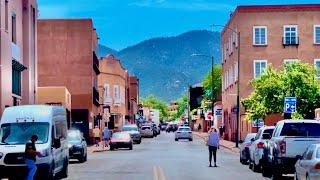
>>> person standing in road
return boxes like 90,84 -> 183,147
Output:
103,126 -> 110,147
93,126 -> 101,147
207,127 -> 220,167
25,135 -> 40,180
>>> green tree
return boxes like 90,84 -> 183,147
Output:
203,65 -> 222,102
242,62 -> 320,121
141,96 -> 169,120
173,95 -> 188,120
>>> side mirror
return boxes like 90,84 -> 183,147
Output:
262,133 -> 271,140
296,155 -> 303,160
53,138 -> 61,149
239,140 -> 243,144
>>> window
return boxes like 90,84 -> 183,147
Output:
314,25 -> 320,44
306,145 -> 315,160
234,62 -> 238,80
235,28 -> 238,47
284,59 -> 298,64
253,26 -> 267,45
12,68 -> 21,96
280,123 -> 320,137
314,59 -> 320,78
113,85 -> 120,102
5,0 -> 9,31
283,25 -> 298,45
104,84 -> 110,98
12,14 -> 17,44
253,60 -> 267,78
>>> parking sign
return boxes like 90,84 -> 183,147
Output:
284,97 -> 296,113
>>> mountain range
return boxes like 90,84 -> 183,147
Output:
98,30 -> 221,102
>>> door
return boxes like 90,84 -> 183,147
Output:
51,125 -> 60,173
298,145 -> 315,180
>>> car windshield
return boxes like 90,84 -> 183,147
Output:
280,123 -> 320,136
141,126 -> 150,130
178,128 -> 190,131
0,122 -> 49,145
68,131 -> 81,142
122,126 -> 138,131
113,133 -> 129,139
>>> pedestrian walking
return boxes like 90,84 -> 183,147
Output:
103,126 -> 111,147
93,126 -> 101,147
25,135 -> 41,180
206,127 -> 220,167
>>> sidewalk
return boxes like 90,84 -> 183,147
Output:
193,131 -> 240,153
87,142 -> 109,153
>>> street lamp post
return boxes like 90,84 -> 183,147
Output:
191,54 -> 215,127
211,24 -> 240,148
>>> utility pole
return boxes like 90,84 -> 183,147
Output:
211,56 -> 214,127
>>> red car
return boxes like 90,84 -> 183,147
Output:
109,132 -> 133,150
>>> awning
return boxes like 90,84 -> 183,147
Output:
12,59 -> 27,71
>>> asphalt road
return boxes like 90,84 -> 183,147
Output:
67,132 -> 275,180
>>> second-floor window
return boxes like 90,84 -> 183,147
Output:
314,25 -> 320,44
283,25 -> 298,45
12,14 -> 17,43
254,60 -> 267,78
253,26 -> 267,45
104,84 -> 110,98
114,85 -> 120,102
315,59 -> 320,78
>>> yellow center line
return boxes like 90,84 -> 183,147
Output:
153,166 -> 159,180
158,166 -> 167,180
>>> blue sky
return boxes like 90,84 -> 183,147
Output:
38,0 -> 320,50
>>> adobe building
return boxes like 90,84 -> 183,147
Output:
37,19 -> 100,141
221,4 -> 320,141
36,86 -> 72,127
98,55 -> 128,130
0,0 -> 38,116
128,76 -> 139,123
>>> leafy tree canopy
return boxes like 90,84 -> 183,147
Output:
242,62 -> 320,121
141,96 -> 169,120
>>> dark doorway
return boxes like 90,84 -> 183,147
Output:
108,115 -> 115,129
71,109 -> 89,142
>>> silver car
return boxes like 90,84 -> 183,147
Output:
249,126 -> 274,172
140,125 -> 154,138
295,144 -> 320,180
121,125 -> 142,144
175,126 -> 192,141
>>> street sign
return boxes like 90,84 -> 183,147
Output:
252,119 -> 264,127
284,97 -> 297,113
215,108 -> 222,117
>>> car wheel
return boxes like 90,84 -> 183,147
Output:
189,138 -> 193,141
252,162 -> 260,173
79,150 -> 85,163
84,152 -> 87,162
110,146 -> 114,151
175,138 -> 178,141
129,144 -> 133,150
60,158 -> 69,178
137,139 -> 142,144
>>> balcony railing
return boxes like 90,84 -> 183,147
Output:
11,42 -> 21,62
282,37 -> 299,47
93,87 -> 100,107
93,51 -> 100,75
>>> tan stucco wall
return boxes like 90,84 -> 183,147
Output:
36,86 -> 71,111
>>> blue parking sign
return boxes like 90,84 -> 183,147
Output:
284,97 -> 296,113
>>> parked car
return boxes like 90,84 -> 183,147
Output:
140,125 -> 154,138
166,124 -> 177,133
160,123 -> 168,131
152,123 -> 161,135
295,144 -> 320,180
248,126 -> 274,172
263,120 -> 320,178
239,133 -> 257,165
109,132 -> 133,150
175,126 -> 193,141
67,130 -> 87,162
121,124 -> 142,144
0,105 -> 69,179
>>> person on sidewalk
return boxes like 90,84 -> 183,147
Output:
93,126 -> 101,147
103,126 -> 110,147
206,127 -> 220,167
25,135 -> 41,180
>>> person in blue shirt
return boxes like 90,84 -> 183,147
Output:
103,127 -> 111,147
207,127 -> 220,167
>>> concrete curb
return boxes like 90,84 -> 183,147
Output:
193,132 -> 239,154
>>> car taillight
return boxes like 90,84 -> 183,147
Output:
279,140 -> 286,154
257,142 -> 264,149
315,163 -> 320,169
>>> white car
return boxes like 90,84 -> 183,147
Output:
295,144 -> 320,180
140,125 -> 154,138
175,127 -> 192,141
249,126 -> 274,172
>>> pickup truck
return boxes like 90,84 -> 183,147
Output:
262,119 -> 320,178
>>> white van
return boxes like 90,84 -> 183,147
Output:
0,105 -> 69,179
